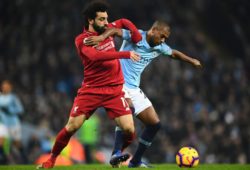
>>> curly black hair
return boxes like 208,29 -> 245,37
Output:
82,0 -> 109,29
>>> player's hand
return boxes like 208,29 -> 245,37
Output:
83,35 -> 105,46
129,51 -> 140,62
192,59 -> 202,68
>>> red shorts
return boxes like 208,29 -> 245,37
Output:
70,85 -> 131,119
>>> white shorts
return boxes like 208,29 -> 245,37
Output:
8,123 -> 22,141
0,123 -> 9,138
123,85 -> 152,116
1,115 -> 22,141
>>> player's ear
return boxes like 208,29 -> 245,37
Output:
149,28 -> 154,35
151,26 -> 159,33
88,19 -> 94,25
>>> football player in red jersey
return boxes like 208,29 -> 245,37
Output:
37,1 -> 141,169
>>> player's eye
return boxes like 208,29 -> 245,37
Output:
161,35 -> 167,39
99,17 -> 107,21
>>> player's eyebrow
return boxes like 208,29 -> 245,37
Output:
97,16 -> 108,20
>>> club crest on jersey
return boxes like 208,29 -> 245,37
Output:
83,38 -> 87,44
73,106 -> 79,113
95,41 -> 115,51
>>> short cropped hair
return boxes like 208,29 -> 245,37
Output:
152,20 -> 170,32
82,0 -> 109,29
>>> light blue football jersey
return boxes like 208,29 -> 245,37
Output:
120,29 -> 173,88
0,93 -> 24,126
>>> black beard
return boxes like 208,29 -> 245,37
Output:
148,37 -> 156,47
93,23 -> 107,34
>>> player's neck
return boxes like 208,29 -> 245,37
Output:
88,26 -> 98,34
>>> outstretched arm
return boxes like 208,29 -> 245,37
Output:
113,18 -> 142,43
171,49 -> 202,68
84,18 -> 142,46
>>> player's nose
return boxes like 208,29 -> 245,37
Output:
104,19 -> 108,25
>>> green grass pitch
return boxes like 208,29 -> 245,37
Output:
0,164 -> 249,170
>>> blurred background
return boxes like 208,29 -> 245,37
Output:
0,0 -> 249,165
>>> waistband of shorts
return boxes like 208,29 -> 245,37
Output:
82,83 -> 123,88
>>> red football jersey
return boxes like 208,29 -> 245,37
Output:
74,19 -> 141,93
75,28 -> 130,89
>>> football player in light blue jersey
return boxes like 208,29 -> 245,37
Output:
0,80 -> 25,163
84,20 -> 202,168
120,28 -> 173,89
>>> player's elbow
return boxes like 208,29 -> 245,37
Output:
85,52 -> 99,61
172,49 -> 178,55
120,18 -> 130,23
171,49 -> 179,59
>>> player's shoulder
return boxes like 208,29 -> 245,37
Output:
153,42 -> 172,55
75,32 -> 89,42
75,31 -> 92,47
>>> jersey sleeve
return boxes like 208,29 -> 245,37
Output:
75,37 -> 130,61
160,43 -> 173,56
81,45 -> 130,61
110,19 -> 142,43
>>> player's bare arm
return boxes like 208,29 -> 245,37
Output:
84,28 -> 122,46
171,49 -> 202,68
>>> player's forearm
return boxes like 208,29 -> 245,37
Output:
114,19 -> 142,43
82,47 -> 130,61
102,28 -> 123,39
171,49 -> 195,64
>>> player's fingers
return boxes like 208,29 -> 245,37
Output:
85,39 -> 98,46
131,56 -> 136,62
84,38 -> 91,45
133,55 -> 140,62
196,63 -> 202,69
85,38 -> 93,43
129,51 -> 140,62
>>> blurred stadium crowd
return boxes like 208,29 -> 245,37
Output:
0,0 -> 249,164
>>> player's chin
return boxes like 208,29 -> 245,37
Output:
152,41 -> 162,46
103,26 -> 108,30
99,27 -> 107,34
